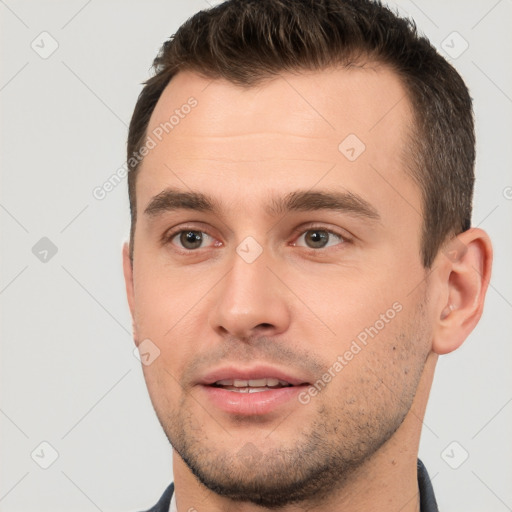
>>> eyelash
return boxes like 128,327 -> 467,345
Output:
163,224 -> 350,252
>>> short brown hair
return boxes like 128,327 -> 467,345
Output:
127,0 -> 475,267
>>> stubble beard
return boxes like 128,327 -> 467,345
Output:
152,305 -> 430,508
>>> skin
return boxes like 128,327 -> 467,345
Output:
123,66 -> 492,512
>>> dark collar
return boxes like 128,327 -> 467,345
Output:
142,482 -> 174,512
418,459 -> 439,512
142,459 -> 438,512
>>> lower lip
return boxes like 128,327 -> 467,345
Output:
199,385 -> 308,415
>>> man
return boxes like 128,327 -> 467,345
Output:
122,0 -> 492,511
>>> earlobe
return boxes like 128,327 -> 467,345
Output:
432,228 -> 493,355
122,242 -> 138,343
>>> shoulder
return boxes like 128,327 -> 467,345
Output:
417,460 -> 438,512
138,482 -> 174,512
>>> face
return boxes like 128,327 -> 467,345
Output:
124,66 -> 434,506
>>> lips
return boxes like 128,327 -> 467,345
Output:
197,365 -> 311,415
198,365 -> 310,388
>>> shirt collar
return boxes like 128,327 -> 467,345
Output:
169,491 -> 177,512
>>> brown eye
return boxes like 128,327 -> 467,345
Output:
305,230 -> 329,248
177,230 -> 206,250
296,229 -> 344,249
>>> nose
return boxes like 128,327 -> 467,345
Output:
208,248 -> 292,340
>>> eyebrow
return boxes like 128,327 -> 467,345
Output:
144,187 -> 380,221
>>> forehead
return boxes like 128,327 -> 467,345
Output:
147,64 -> 411,143
136,65 -> 419,225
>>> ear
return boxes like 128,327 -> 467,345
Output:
122,242 -> 138,344
432,228 -> 493,355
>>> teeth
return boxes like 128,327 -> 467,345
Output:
248,378 -> 267,387
223,387 -> 271,393
214,378 -> 291,387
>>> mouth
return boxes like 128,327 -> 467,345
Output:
197,366 -> 311,415
210,377 -> 295,393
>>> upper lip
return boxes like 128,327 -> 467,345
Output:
197,365 -> 310,386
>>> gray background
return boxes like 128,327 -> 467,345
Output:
1,1 -> 511,511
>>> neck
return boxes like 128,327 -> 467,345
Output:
172,353 -> 437,512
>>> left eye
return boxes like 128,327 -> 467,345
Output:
294,229 -> 344,249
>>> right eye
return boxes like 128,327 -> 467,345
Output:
169,230 -> 214,250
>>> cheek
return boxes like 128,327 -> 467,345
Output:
320,301 -> 430,423
141,363 -> 179,425
290,267 -> 402,341
132,259 -> 205,337
302,265 -> 429,382
131,272 -> 194,403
